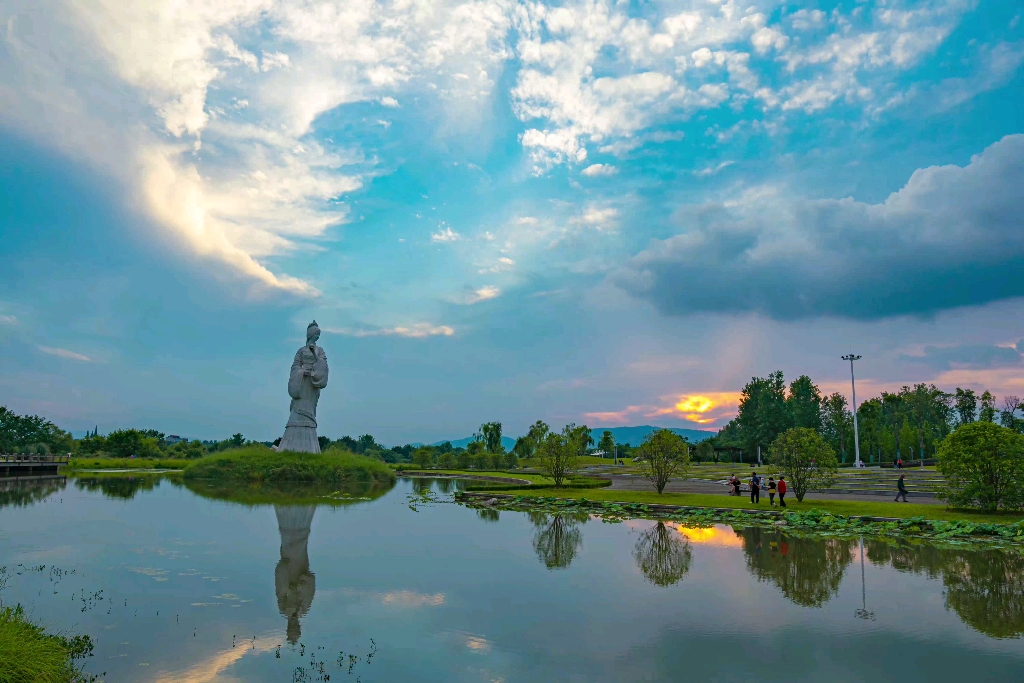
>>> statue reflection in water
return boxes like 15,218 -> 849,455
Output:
275,505 -> 316,644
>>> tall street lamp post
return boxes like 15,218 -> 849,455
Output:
842,354 -> 863,468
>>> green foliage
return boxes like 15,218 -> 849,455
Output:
820,393 -> 851,462
455,451 -> 472,470
980,391 -> 997,423
436,452 -> 457,469
937,421 -> 1024,511
636,429 -> 690,494
412,447 -> 436,469
955,388 -> 978,426
168,440 -> 206,459
536,424 -> 588,486
102,429 -> 162,458
740,528 -> 852,607
503,450 -> 519,470
787,375 -> 823,431
768,428 -> 839,502
598,430 -> 615,458
632,522 -> 692,586
0,406 -> 73,455
0,603 -> 94,683
737,371 -> 791,457
480,422 -> 505,454
182,445 -> 396,485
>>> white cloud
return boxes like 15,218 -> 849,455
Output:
431,225 -> 462,242
380,96 -> 400,107
571,206 -> 618,231
327,323 -> 455,338
581,163 -> 617,177
38,346 -> 94,362
458,286 -> 501,304
0,315 -> 16,326
693,160 -> 734,177
789,9 -> 826,31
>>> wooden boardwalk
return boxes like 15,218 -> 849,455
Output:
0,454 -> 70,477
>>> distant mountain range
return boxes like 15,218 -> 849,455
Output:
429,425 -> 714,451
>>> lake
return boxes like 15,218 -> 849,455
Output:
1,475 -> 1023,682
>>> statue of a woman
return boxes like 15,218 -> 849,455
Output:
276,321 -> 329,453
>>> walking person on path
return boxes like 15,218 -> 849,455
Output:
749,472 -> 760,504
895,474 -> 909,502
777,477 -> 787,507
767,477 -> 777,507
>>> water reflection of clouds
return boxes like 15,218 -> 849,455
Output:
126,566 -> 169,581
151,635 -> 279,683
381,590 -> 445,607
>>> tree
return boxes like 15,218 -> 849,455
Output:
512,437 -> 535,461
955,388 -> 978,426
480,422 -> 504,454
768,428 -> 839,502
503,451 -> 519,470
437,452 -> 457,469
905,383 -> 951,464
104,429 -> 162,458
230,433 -> 245,448
527,420 -> 549,444
937,421 -> 1024,511
598,430 -> 615,460
1001,396 -> 1023,432
787,375 -> 822,431
820,393 -> 851,463
632,522 -> 692,586
737,372 -> 791,459
881,392 -> 906,461
636,429 -> 690,494
536,424 -> 587,486
455,450 -> 471,470
980,391 -> 997,422
412,447 -> 436,469
694,439 -> 716,463
855,398 -> 883,464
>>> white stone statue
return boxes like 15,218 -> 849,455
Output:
276,321 -> 329,453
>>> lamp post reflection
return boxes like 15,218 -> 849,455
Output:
274,505 -> 316,644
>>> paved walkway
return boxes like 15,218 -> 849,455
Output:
603,474 -> 944,505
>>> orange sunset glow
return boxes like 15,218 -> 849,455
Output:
673,525 -> 744,548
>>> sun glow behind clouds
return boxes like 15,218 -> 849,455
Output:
587,392 -> 740,427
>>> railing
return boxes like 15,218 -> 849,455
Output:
0,454 -> 71,464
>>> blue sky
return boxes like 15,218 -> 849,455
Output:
1,0 -> 1023,444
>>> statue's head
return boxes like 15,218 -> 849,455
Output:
306,321 -> 320,345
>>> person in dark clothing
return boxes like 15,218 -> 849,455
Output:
777,477 -> 787,507
749,472 -> 760,504
767,477 -> 777,507
895,474 -> 908,502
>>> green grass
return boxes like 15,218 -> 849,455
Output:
464,487 -> 1024,524
0,605 -> 93,683
184,479 -> 393,506
183,445 -> 396,485
69,457 -> 192,470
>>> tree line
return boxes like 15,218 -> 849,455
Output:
711,372 -> 1024,466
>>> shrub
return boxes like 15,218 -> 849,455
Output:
437,452 -> 457,469
938,421 -> 1024,511
636,429 -> 690,493
412,448 -> 435,469
456,451 -> 471,470
768,428 -> 838,502
104,429 -> 162,458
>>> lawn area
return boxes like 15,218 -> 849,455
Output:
466,487 -> 1024,525
69,457 -> 192,470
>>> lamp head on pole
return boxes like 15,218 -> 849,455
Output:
841,354 -> 862,362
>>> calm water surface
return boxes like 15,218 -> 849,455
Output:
1,475 -> 1023,682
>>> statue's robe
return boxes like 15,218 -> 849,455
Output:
277,344 -> 328,453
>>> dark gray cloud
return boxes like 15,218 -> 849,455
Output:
616,135 -> 1024,320
900,343 -> 1023,371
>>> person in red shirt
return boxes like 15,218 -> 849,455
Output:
777,477 -> 787,507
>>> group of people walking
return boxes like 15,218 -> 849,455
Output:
728,472 -> 786,507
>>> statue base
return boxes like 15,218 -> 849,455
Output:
276,426 -> 321,454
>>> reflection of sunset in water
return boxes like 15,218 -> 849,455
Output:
673,525 -> 744,548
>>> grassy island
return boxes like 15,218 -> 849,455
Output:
182,445 -> 396,486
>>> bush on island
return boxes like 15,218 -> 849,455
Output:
182,445 -> 396,485
938,421 -> 1024,511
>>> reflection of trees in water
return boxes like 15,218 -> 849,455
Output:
74,476 -> 159,500
275,505 -> 316,644
531,512 -> 587,570
740,528 -> 854,607
411,478 -> 433,495
475,508 -> 499,523
434,478 -> 455,494
632,522 -> 692,586
867,540 -> 1024,638
0,476 -> 66,509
